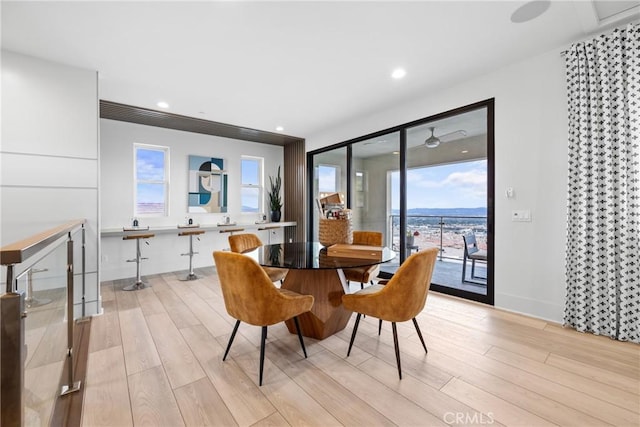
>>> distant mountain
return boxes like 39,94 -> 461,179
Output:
392,207 -> 487,217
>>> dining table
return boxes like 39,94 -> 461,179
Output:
249,241 -> 396,340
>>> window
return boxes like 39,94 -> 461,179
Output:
318,164 -> 340,193
241,156 -> 263,213
134,144 -> 169,216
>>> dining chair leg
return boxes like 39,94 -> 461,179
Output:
378,319 -> 382,336
392,322 -> 402,379
259,326 -> 267,386
412,318 -> 428,353
347,313 -> 362,357
293,316 -> 308,358
223,320 -> 241,361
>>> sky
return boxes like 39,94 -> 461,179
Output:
318,165 -> 339,193
136,148 -> 166,205
241,158 -> 261,211
392,160 -> 487,209
318,159 -> 487,209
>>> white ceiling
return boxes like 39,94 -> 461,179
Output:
2,1 -> 638,139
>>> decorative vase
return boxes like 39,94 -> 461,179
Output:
406,235 -> 415,247
270,210 -> 281,223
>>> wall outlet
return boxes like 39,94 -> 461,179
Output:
511,210 -> 531,222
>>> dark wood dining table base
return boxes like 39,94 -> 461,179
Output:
282,268 -> 353,340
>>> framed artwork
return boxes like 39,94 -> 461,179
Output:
188,155 -> 228,213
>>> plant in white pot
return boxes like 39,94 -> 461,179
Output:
406,229 -> 419,246
268,166 -> 282,222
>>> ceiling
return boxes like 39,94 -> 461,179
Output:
349,106 -> 487,158
2,1 -> 638,140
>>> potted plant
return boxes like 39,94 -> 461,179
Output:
268,166 -> 282,222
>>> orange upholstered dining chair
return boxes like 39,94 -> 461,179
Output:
213,251 -> 314,386
228,233 -> 288,283
343,231 -> 383,289
342,247 -> 438,379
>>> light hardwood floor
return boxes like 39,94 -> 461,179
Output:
82,267 -> 640,427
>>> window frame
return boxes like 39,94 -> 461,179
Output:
240,155 -> 264,214
133,143 -> 170,217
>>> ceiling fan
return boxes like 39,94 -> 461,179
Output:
422,127 -> 467,148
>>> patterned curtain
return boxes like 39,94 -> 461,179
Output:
564,23 -> 639,343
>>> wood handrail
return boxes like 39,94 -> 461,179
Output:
0,219 -> 86,265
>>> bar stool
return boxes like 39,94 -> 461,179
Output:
123,233 -> 155,291
179,229 -> 205,280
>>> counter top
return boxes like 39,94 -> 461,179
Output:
101,221 -> 296,237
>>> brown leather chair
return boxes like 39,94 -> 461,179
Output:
343,231 -> 383,289
342,247 -> 438,379
213,251 -> 314,386
462,233 -> 487,283
228,233 -> 288,283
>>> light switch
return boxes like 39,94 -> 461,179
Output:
511,209 -> 531,222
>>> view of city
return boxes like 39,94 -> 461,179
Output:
391,209 -> 487,260
390,160 -> 488,261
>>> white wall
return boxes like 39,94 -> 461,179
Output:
1,51 -> 100,316
306,48 -> 568,322
100,119 -> 284,281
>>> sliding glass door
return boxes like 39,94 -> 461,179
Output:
307,100 -> 494,305
402,107 -> 491,300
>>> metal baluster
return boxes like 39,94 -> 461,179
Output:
61,232 -> 81,395
439,216 -> 444,261
82,224 -> 86,317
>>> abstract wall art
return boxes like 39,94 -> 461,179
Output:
188,155 -> 228,213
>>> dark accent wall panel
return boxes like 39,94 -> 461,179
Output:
100,100 -> 303,146
284,140 -> 305,242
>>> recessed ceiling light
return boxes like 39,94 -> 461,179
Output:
276,126 -> 284,132
157,101 -> 169,109
391,68 -> 406,79
461,150 -> 469,154
392,151 -> 400,155
510,0 -> 550,23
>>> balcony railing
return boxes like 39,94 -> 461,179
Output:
1,219 -> 86,426
388,214 -> 487,261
